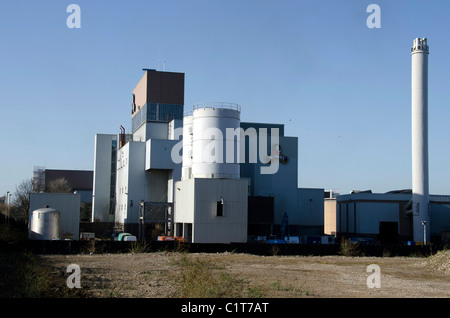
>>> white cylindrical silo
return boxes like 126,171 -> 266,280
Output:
411,37 -> 430,243
182,114 -> 193,180
29,207 -> 60,240
191,102 -> 241,179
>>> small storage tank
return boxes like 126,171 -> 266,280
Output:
29,207 -> 60,240
191,102 -> 241,179
182,114 -> 193,180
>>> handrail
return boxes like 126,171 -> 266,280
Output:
192,102 -> 241,112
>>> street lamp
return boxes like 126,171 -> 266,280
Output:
8,193 -> 12,221
421,221 -> 427,245
6,191 -> 10,223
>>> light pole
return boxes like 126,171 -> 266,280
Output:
8,193 -> 12,222
6,191 -> 10,224
139,200 -> 145,241
421,221 -> 427,245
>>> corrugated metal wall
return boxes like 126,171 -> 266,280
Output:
29,193 -> 81,240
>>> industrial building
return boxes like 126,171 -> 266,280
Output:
92,69 -> 324,243
89,38 -> 450,244
91,134 -> 118,223
324,190 -> 450,245
323,38 -> 450,245
33,167 -> 93,203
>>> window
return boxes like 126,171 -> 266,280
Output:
132,102 -> 183,132
216,200 -> 223,217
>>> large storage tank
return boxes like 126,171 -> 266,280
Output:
191,102 -> 241,179
29,207 -> 60,240
182,114 -> 193,180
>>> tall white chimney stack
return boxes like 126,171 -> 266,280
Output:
411,37 -> 430,244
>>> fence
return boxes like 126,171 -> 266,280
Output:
0,239 -> 444,257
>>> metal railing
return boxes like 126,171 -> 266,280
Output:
183,102 -> 241,118
192,102 -> 241,112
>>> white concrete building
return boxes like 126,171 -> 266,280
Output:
92,134 -> 117,222
92,69 -> 325,242
175,178 -> 248,243
174,104 -> 248,243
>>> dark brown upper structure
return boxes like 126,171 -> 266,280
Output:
131,69 -> 185,131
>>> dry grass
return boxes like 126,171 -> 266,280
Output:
425,248 -> 450,274
0,252 -> 85,298
338,239 -> 362,256
170,253 -> 264,298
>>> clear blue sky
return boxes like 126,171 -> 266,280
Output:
1,0 -> 450,200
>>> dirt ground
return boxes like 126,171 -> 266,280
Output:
41,250 -> 450,298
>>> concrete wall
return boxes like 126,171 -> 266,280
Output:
168,168 -> 181,204
298,188 -> 324,226
241,133 -> 299,225
132,123 -> 147,142
116,141 -> 171,226
115,142 -> 147,224
324,199 -> 337,235
29,193 -> 81,240
174,178 -> 248,243
133,119 -> 182,143
145,139 -> 180,170
132,72 -> 147,116
115,143 -> 129,225
168,119 -> 183,140
430,203 -> 450,235
174,178 -> 195,224
92,134 -> 117,222
116,117 -> 183,229
133,121 -> 169,142
357,202 -> 398,234
337,200 -> 399,235
239,122 -> 326,235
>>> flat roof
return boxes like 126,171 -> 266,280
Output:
336,192 -> 450,203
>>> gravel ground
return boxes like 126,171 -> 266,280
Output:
41,250 -> 450,298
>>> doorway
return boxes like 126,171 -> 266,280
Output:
379,222 -> 398,245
